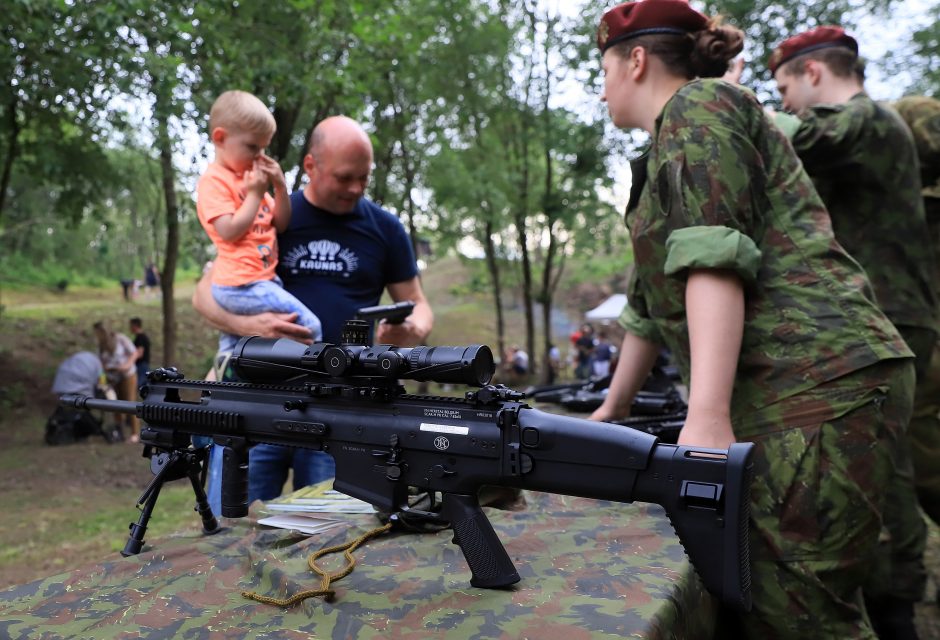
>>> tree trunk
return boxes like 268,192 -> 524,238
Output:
400,140 -> 420,260
0,95 -> 21,224
271,102 -> 301,162
483,218 -> 506,362
540,225 -> 557,384
154,98 -> 179,366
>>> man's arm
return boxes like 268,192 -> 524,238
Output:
191,264 -> 313,343
376,276 -> 433,347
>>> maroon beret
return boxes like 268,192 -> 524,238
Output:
597,0 -> 709,53
769,26 -> 858,74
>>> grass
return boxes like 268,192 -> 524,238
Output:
0,278 -> 218,589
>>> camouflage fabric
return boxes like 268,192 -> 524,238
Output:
908,335 -> 940,526
893,96 -> 940,527
787,93 -> 938,332
785,92 -> 935,608
743,359 -> 915,639
893,95 -> 940,201
617,78 -> 916,638
0,491 -> 717,639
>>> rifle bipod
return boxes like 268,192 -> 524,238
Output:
122,446 -> 221,557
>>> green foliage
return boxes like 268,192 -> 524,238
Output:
702,0 -> 898,100
0,0 -> 933,351
565,248 -> 635,288
901,2 -> 940,96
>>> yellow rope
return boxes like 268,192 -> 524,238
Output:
242,521 -> 393,607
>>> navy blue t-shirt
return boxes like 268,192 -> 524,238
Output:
277,191 -> 418,343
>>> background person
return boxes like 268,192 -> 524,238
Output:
193,115 -> 433,513
588,2 -> 915,637
591,330 -> 615,378
574,323 -> 596,379
768,30 -> 934,637
93,320 -> 140,443
129,317 -> 150,384
143,263 -> 160,299
546,343 -> 562,383
197,90 -> 323,353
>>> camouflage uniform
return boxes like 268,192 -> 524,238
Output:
619,78 -> 915,639
893,95 -> 940,528
780,93 -> 935,605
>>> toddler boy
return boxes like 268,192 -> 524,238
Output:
197,90 -> 322,352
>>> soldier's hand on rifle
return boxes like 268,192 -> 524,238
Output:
677,413 -> 736,450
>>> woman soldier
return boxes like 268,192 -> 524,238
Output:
588,1 -> 916,638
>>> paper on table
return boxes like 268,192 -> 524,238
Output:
257,513 -> 344,536
263,479 -> 378,515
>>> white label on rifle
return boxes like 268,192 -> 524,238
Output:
420,423 -> 469,436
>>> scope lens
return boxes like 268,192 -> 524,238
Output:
403,345 -> 495,386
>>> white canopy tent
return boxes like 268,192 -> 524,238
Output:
584,294 -> 627,322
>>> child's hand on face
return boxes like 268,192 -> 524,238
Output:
257,154 -> 287,191
243,164 -> 270,195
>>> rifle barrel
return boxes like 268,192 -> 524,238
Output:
60,394 -> 138,415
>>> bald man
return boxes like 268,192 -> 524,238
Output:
193,115 -> 433,508
195,115 -> 432,346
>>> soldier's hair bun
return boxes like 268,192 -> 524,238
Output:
690,19 -> 744,78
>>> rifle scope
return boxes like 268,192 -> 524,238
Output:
230,336 -> 495,387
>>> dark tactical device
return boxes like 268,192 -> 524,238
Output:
354,300 -> 415,325
61,332 -> 754,611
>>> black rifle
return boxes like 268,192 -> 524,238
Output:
61,334 -> 754,611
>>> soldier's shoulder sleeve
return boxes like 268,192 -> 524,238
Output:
791,96 -> 870,171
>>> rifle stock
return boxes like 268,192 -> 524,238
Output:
59,336 -> 753,611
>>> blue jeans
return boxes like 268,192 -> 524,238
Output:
204,443 -> 336,515
135,361 -> 149,385
212,277 -> 323,352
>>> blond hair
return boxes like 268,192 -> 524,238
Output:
209,90 -> 276,137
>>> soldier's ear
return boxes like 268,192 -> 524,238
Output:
805,60 -> 823,86
629,45 -> 648,80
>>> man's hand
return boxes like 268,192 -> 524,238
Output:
243,312 -> 314,343
375,318 -> 430,347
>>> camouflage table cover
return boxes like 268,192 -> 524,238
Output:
0,491 -> 717,639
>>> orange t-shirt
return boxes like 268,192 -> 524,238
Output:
196,163 -> 279,286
